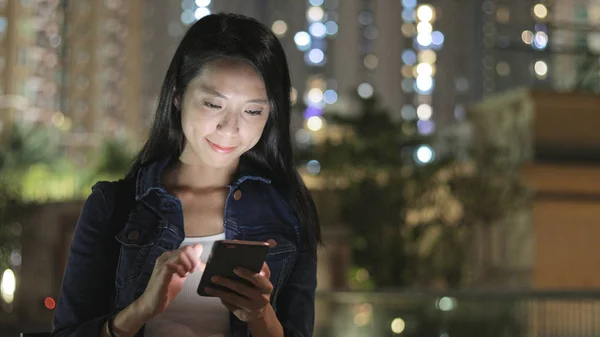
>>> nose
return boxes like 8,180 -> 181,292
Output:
217,110 -> 239,136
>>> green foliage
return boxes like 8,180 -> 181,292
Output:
301,94 -> 529,289
93,138 -> 135,179
0,122 -> 62,270
0,122 -> 60,175
0,122 -> 136,270
300,95 -> 424,174
0,179 -> 23,271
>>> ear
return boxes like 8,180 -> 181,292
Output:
173,95 -> 180,109
173,86 -> 181,109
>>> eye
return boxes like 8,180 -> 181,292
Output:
204,102 -> 221,109
245,110 -> 263,116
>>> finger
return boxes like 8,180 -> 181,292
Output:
177,247 -> 194,272
220,299 -> 241,312
221,299 -> 262,322
259,262 -> 271,278
182,245 -> 201,272
157,251 -> 171,264
204,287 -> 254,311
197,260 -> 207,272
211,276 -> 266,305
193,243 -> 203,258
234,268 -> 273,294
166,262 -> 188,278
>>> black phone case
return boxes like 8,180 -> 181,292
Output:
197,240 -> 270,297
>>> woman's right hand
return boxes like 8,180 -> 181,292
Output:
136,244 -> 204,319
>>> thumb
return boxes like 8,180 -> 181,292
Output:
259,262 -> 270,278
193,243 -> 203,257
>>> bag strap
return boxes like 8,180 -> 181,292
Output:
109,178 -> 137,237
91,178 -> 136,310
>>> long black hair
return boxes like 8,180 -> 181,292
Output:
126,13 -> 321,253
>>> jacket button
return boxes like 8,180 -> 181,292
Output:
233,189 -> 242,201
128,230 -> 140,240
267,239 -> 278,248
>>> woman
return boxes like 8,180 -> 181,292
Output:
52,13 -> 321,337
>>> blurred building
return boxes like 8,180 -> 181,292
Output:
0,0 -> 63,130
468,0 -> 600,97
0,0 -> 143,155
60,0 -> 145,149
200,0 -> 449,145
139,0 -> 186,129
551,0 -> 600,91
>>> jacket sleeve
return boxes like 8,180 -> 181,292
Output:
51,183 -> 116,337
275,247 -> 318,337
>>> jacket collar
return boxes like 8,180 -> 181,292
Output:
135,155 -> 272,200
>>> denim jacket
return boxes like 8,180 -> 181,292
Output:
52,157 -> 317,337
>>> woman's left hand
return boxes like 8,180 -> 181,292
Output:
205,262 -> 273,322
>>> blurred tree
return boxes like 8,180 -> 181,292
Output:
92,138 -> 136,179
0,180 -> 24,271
0,122 -> 135,271
0,122 -> 60,271
0,122 -> 60,175
69,138 -> 136,196
299,93 -> 529,289
297,94 -> 429,287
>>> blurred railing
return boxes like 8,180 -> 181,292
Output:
314,289 -> 600,337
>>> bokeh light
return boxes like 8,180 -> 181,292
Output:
294,31 -> 311,47
272,20 -> 288,36
194,7 -> 210,20
310,22 -> 327,37
307,116 -> 324,131
416,104 -> 432,120
391,317 -> 406,334
306,160 -> 321,175
325,21 -> 339,35
416,75 -> 433,92
1,269 -> 16,304
307,49 -> 325,64
402,50 -> 418,65
308,88 -> 324,103
357,83 -> 374,98
534,60 -> 548,77
533,4 -> 548,19
307,6 -> 325,22
416,62 -> 433,77
323,89 -> 338,104
415,145 -> 434,163
416,5 -> 434,22
416,33 -> 432,47
522,30 -> 534,44
533,31 -> 548,49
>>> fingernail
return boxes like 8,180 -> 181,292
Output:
234,267 -> 242,274
211,276 -> 219,282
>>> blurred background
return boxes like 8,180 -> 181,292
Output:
1,0 -> 600,336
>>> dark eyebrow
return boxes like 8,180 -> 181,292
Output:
198,84 -> 268,104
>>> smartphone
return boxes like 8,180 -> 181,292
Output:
197,240 -> 270,297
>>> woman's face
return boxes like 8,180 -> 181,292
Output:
178,58 -> 270,169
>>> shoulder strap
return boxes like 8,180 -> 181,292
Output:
109,178 -> 137,236
91,178 -> 137,310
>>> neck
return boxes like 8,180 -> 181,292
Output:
169,158 -> 239,190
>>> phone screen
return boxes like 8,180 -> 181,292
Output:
197,240 -> 269,297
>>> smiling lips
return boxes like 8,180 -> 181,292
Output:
207,139 -> 237,154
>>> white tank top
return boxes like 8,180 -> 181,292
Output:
145,233 -> 230,337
